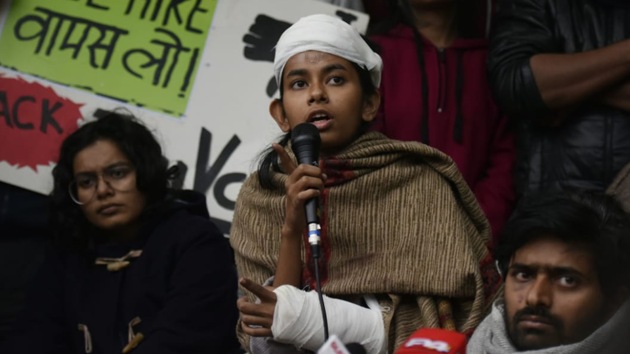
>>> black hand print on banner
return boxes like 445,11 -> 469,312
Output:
242,11 -> 359,98
243,14 -> 291,97
335,10 -> 358,25
243,14 -> 291,62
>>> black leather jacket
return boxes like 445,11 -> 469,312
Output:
488,0 -> 630,196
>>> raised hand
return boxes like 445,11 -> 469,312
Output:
237,277 -> 278,337
273,142 -> 325,237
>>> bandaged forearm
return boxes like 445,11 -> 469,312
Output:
271,285 -> 385,353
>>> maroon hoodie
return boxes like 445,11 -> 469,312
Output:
370,23 -> 515,244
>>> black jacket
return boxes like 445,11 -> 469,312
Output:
2,190 -> 242,354
488,0 -> 630,195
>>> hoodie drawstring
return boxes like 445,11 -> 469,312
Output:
413,30 -> 465,145
454,50 -> 464,144
78,324 -> 93,353
412,29 -> 430,144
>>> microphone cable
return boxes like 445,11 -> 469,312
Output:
311,234 -> 329,341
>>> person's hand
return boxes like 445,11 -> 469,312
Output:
272,143 -> 325,239
237,277 -> 278,337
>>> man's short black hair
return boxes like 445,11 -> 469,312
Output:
495,192 -> 630,298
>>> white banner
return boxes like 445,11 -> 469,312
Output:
0,0 -> 368,233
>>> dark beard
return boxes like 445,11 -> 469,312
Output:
507,306 -> 564,351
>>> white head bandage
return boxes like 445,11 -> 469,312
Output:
273,14 -> 383,89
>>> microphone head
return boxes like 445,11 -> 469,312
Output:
394,328 -> 467,354
291,123 -> 321,165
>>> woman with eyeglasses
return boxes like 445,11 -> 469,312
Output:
1,112 -> 242,354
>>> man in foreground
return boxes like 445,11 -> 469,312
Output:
468,192 -> 630,353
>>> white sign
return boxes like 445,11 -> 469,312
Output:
0,0 -> 368,233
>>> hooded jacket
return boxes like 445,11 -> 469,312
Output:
1,190 -> 241,354
370,23 -> 515,241
488,0 -> 630,196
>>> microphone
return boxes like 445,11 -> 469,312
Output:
291,123 -> 330,340
394,328 -> 467,354
290,122 -> 322,257
317,335 -> 366,354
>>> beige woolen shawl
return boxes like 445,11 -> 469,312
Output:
230,132 -> 499,351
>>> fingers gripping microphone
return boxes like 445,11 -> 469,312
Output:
291,123 -> 322,257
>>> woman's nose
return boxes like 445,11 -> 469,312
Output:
308,84 -> 328,104
94,175 -> 114,197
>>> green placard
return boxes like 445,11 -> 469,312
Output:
0,0 -> 217,116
